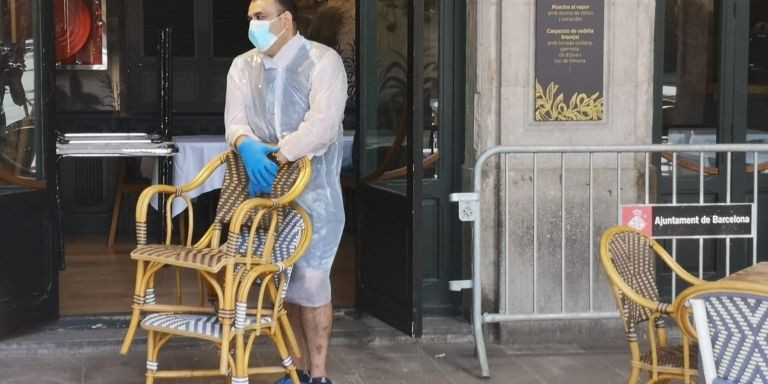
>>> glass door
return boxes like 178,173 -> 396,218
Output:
0,0 -> 60,336
745,0 -> 768,270
356,0 -> 426,336
655,0 -> 768,291
656,0 -> 724,290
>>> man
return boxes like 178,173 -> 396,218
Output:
224,1 -> 347,383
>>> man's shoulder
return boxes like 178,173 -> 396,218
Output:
230,49 -> 263,67
302,38 -> 342,64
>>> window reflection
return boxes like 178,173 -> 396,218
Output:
748,2 -> 768,140
358,0 -> 440,184
661,0 -> 719,145
0,0 -> 43,191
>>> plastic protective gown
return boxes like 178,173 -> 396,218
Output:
224,34 -> 347,307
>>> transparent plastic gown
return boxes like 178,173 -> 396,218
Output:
225,34 -> 348,307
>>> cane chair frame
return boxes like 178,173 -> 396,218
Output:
673,280 -> 768,384
142,202 -> 313,384
120,150 -> 311,377
600,226 -> 705,384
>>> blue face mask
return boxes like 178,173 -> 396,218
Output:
248,14 -> 285,52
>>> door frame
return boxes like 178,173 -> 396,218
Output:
0,0 -> 61,337
354,0 -> 467,331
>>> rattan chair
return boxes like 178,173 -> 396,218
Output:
673,281 -> 768,384
120,150 -> 311,376
600,226 -> 705,384
141,201 -> 313,384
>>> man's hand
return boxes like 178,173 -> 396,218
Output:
236,137 -> 279,195
274,151 -> 289,166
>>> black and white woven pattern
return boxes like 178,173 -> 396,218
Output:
703,294 -> 768,384
141,313 -> 272,341
235,207 -> 304,295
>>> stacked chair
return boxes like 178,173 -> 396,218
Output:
673,281 -> 768,384
120,150 -> 312,384
600,226 -> 703,384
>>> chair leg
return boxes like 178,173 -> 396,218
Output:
121,261 -> 147,354
232,332 -> 248,384
197,272 -> 208,306
108,159 -> 128,248
145,331 -> 157,384
121,306 -> 142,354
278,313 -> 301,359
272,327 -> 299,384
219,320 -> 233,374
628,366 -> 640,384
175,268 -> 182,305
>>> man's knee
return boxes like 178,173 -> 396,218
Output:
285,269 -> 332,307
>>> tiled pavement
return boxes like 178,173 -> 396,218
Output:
0,341 -> 630,384
0,315 -> 633,383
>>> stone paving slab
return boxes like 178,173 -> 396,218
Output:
0,342 -> 630,384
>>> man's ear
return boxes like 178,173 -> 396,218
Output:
283,11 -> 294,31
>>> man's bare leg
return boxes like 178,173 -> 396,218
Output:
301,302 -> 333,379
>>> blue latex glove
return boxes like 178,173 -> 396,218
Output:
237,138 -> 279,196
248,179 -> 269,197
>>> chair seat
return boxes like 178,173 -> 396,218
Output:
131,208 -> 303,273
131,245 -> 231,272
141,313 -> 273,342
639,345 -> 699,371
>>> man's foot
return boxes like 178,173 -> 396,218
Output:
274,369 -> 311,384
310,377 -> 334,384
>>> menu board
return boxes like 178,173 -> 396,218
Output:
535,0 -> 604,121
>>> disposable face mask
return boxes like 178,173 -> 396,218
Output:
248,14 -> 285,52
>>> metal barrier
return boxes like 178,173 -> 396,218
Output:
449,144 -> 768,378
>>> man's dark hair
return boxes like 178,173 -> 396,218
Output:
275,0 -> 298,24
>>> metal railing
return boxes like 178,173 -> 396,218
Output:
450,144 -> 768,378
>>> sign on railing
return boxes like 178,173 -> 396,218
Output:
621,204 -> 756,238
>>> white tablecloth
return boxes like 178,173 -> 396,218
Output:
142,135 -> 230,217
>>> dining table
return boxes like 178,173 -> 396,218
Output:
719,261 -> 768,284
140,135 -> 231,217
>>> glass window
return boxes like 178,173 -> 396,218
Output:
0,0 -> 44,192
747,2 -> 768,143
661,0 -> 720,146
360,0 -> 440,184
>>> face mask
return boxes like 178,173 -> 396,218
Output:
248,14 -> 285,52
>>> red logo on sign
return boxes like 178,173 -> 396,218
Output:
621,205 -> 653,237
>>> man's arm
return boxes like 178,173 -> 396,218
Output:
277,50 -> 348,162
224,57 -> 260,149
